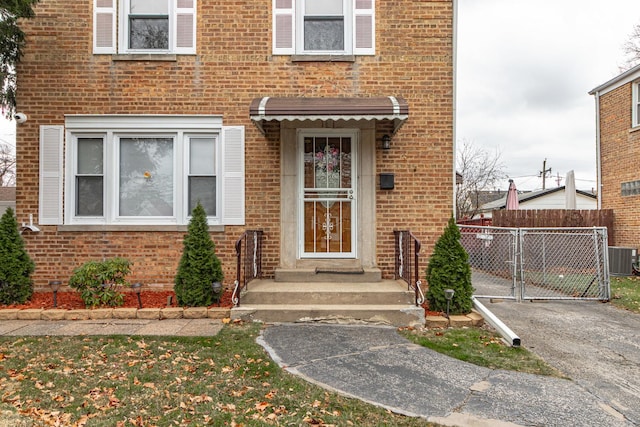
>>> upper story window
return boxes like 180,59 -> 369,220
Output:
93,0 -> 196,55
128,0 -> 169,50
273,0 -> 375,56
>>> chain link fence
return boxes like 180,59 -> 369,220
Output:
459,226 -> 610,301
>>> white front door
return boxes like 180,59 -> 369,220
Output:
299,130 -> 357,258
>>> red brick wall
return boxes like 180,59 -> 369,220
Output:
16,0 -> 454,290
598,83 -> 640,249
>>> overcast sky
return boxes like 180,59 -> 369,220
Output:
457,0 -> 640,192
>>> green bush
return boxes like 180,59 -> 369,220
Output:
0,208 -> 35,305
426,215 -> 474,315
174,202 -> 223,307
68,257 -> 132,308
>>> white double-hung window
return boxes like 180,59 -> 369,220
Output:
633,81 -> 640,128
93,0 -> 196,54
39,116 -> 244,226
273,0 -> 374,55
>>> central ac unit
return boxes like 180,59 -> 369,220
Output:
608,247 -> 637,276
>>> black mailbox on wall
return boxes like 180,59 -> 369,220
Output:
380,173 -> 394,190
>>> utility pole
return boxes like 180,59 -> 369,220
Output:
539,158 -> 552,190
555,172 -> 562,187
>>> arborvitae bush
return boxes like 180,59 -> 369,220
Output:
425,215 -> 474,314
174,202 -> 223,306
0,208 -> 35,305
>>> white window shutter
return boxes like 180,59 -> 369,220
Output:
175,0 -> 196,54
93,0 -> 116,54
39,126 -> 64,225
354,0 -> 375,55
221,126 -> 245,225
273,0 -> 295,55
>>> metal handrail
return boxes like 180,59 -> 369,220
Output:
394,230 -> 423,306
231,230 -> 264,307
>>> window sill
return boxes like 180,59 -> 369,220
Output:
111,54 -> 178,62
291,55 -> 355,63
57,224 -> 225,233
629,125 -> 640,133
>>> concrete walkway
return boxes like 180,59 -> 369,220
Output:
258,323 -> 633,427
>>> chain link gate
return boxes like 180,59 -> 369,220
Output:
459,226 -> 611,301
459,226 -> 520,300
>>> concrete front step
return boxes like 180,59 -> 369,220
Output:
231,304 -> 425,327
233,279 -> 424,326
239,279 -> 415,305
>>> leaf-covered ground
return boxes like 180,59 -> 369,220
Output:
610,276 -> 640,313
0,323 -> 437,427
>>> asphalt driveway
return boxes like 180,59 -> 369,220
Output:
479,297 -> 640,426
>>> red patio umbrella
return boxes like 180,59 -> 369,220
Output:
505,179 -> 519,210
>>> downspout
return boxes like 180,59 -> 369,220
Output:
452,0 -> 458,218
594,91 -> 603,209
472,297 -> 521,347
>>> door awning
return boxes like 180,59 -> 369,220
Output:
249,96 -> 409,135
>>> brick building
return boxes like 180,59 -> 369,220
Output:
15,0 -> 456,294
590,64 -> 640,249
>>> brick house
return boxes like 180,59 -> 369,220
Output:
15,0 -> 455,311
590,64 -> 640,249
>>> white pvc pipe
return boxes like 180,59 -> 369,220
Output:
472,296 -> 521,347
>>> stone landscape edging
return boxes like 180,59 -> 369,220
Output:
424,309 -> 484,328
0,307 -> 231,321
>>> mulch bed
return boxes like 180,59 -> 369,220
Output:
1,289 -> 233,310
3,290 -> 436,317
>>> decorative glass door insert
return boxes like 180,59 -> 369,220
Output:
300,132 -> 356,257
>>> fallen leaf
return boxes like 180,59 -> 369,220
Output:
255,401 -> 270,411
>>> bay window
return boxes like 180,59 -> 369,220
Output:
39,116 -> 244,226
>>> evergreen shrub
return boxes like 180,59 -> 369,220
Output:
174,202 -> 223,307
0,208 -> 35,304
426,215 -> 474,314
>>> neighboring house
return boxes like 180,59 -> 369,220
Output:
15,1 -> 456,291
477,186 -> 597,218
0,187 -> 16,216
590,64 -> 640,249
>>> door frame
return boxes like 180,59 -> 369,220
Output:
297,128 -> 358,259
278,121 -> 377,270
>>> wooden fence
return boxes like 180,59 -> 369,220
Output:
491,209 -> 615,245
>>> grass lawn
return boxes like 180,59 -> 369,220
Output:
399,326 -> 564,378
610,276 -> 640,313
7,277 -> 633,426
0,323 -> 437,427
